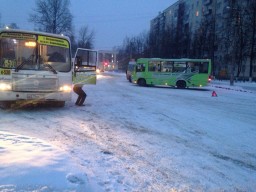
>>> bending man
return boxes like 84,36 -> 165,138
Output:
73,84 -> 87,106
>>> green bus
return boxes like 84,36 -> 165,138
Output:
131,58 -> 211,88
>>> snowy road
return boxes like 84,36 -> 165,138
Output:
1,72 -> 256,191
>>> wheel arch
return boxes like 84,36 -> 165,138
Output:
176,80 -> 187,89
137,78 -> 147,86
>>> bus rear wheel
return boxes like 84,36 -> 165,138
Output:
176,80 -> 186,89
138,79 -> 146,86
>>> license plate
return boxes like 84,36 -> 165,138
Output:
27,94 -> 44,99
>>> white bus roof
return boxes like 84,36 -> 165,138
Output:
0,28 -> 70,41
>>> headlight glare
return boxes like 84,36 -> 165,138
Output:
59,85 -> 72,92
0,83 -> 12,90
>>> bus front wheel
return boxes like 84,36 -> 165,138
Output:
138,79 -> 146,86
0,101 -> 13,109
176,80 -> 186,89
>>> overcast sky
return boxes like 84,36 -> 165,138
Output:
0,0 -> 177,50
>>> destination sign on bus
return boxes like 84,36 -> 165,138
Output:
0,32 -> 36,40
38,36 -> 69,48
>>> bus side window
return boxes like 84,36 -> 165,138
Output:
189,62 -> 199,73
201,62 -> 209,73
136,63 -> 145,72
157,64 -> 162,72
194,66 -> 199,72
156,64 -> 161,72
148,62 -> 155,72
163,63 -> 172,72
196,62 -> 208,73
141,64 -> 145,71
153,64 -> 157,72
164,62 -> 173,72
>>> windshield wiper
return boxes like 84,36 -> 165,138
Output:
43,63 -> 57,74
15,60 -> 26,72
15,55 -> 35,72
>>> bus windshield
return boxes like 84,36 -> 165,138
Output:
0,32 -> 71,72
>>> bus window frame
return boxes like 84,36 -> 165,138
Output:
74,48 -> 97,72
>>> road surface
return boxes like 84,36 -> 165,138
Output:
1,72 -> 255,191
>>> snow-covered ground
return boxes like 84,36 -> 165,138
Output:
0,72 -> 256,192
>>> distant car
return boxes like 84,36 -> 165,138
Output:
96,67 -> 104,73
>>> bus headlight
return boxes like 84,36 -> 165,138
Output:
59,85 -> 72,92
0,83 -> 12,90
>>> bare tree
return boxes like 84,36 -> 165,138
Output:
192,19 -> 210,59
147,30 -> 158,57
174,2 -> 185,58
244,0 -> 256,81
221,0 -> 248,84
9,23 -> 19,29
116,32 -> 148,71
29,0 -> 72,34
160,26 -> 173,58
77,26 -> 94,49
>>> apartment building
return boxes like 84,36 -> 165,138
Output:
150,0 -> 256,81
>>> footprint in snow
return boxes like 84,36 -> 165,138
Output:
66,173 -> 85,184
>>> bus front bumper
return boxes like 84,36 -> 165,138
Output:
0,91 -> 72,102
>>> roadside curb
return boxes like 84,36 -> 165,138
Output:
211,85 -> 254,94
